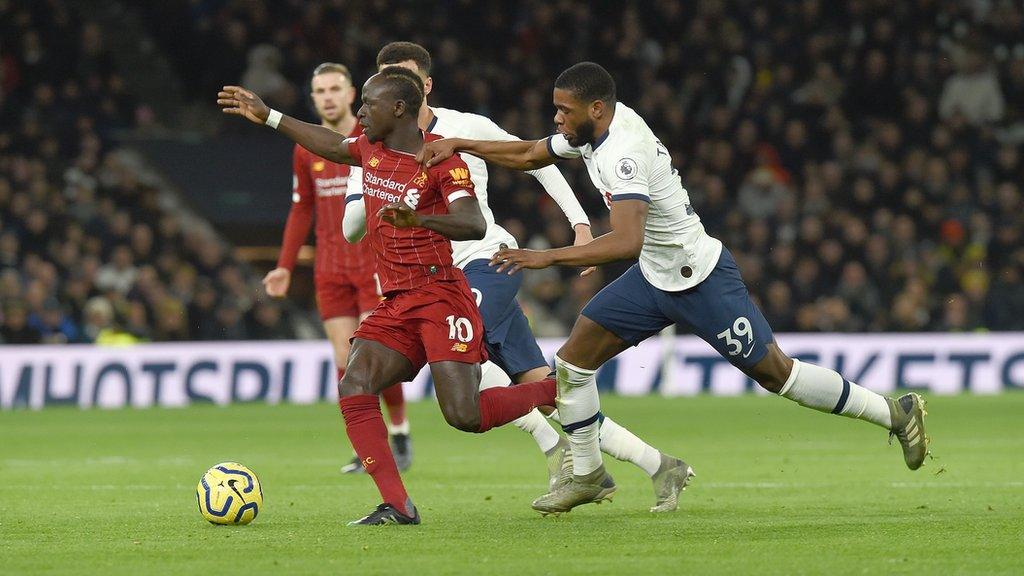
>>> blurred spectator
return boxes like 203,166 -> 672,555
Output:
94,245 -> 138,294
139,0 -> 1024,333
81,296 -> 114,342
2,301 -> 42,344
737,168 -> 791,220
241,44 -> 297,110
214,298 -> 248,341
940,40 -> 1006,126
28,297 -> 80,343
6,0 -> 1024,340
247,301 -> 295,340
0,0 -> 297,344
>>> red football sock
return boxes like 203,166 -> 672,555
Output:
477,376 -> 556,433
380,384 -> 407,427
338,394 -> 411,515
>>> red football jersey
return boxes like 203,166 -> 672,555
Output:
347,132 -> 476,295
278,123 -> 372,277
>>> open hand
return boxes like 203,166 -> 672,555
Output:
490,244 -> 554,275
378,203 -> 421,228
416,138 -> 458,167
217,86 -> 271,124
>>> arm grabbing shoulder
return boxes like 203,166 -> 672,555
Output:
467,114 -> 590,227
418,137 -> 558,171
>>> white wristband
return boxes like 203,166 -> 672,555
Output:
265,109 -> 283,129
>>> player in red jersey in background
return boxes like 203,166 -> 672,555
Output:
218,67 -> 558,525
261,63 -> 413,473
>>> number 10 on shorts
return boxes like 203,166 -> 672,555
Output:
446,315 -> 474,343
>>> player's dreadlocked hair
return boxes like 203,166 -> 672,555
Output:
378,65 -> 425,114
554,62 -> 616,104
377,41 -> 432,75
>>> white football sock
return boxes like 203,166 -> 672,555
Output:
549,410 -> 660,473
779,359 -> 891,428
387,420 -> 410,435
598,416 -> 662,476
477,360 -> 512,392
478,361 -> 561,454
555,355 -> 603,476
516,410 -> 562,454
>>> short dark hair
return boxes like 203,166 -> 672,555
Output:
554,62 -> 616,104
376,41 -> 432,75
312,62 -> 353,85
377,65 -> 425,113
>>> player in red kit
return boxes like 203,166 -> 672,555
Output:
218,67 -> 557,525
261,62 -> 413,474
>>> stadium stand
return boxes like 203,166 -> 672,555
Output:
3,0 -> 1023,342
0,1 -> 296,344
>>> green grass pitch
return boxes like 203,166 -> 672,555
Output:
2,394 -> 1022,575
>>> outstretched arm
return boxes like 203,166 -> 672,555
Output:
457,115 -> 595,275
417,138 -> 558,171
490,199 -> 648,274
378,197 -> 486,241
217,86 -> 357,166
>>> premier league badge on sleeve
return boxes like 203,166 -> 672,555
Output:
616,158 -> 638,180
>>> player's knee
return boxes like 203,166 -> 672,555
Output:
441,405 -> 480,433
338,369 -> 373,397
754,374 -> 785,394
747,345 -> 793,394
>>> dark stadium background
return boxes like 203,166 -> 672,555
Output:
2,0 -> 1023,345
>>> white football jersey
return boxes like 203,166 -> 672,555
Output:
427,106 -> 589,268
548,102 -> 722,291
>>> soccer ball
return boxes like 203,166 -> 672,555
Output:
196,462 -> 263,525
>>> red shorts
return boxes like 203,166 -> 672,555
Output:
353,279 -> 487,372
315,270 -> 382,320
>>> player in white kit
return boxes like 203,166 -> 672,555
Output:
344,43 -> 691,511
418,62 -> 931,514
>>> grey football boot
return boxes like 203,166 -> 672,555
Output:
340,453 -> 365,474
650,454 -> 695,513
340,433 -> 413,475
545,438 -> 573,491
390,433 -> 413,472
887,392 -> 930,470
531,464 -> 616,515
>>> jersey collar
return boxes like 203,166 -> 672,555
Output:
589,100 -> 618,150
426,108 -> 438,132
591,102 -> 619,151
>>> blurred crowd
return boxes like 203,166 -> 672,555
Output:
146,0 -> 1024,335
0,1 -> 294,344
4,0 -> 1024,344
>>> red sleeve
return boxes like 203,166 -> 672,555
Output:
434,154 -> 476,206
277,145 -> 315,271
